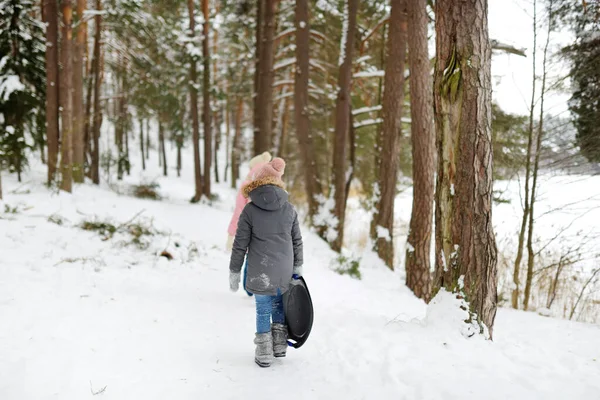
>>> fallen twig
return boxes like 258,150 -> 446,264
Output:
90,381 -> 107,396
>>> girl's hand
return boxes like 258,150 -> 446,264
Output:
229,271 -> 241,292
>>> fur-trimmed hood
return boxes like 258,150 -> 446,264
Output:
243,177 -> 288,211
242,176 -> 286,198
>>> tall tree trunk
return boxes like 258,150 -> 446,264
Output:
177,135 -> 182,177
253,0 -> 263,155
124,118 -> 130,176
278,96 -> 291,160
60,0 -> 74,193
202,0 -> 212,197
405,0 -> 434,300
188,0 -> 203,202
84,44 -> 94,173
44,0 -> 60,185
72,0 -> 86,183
90,0 -> 102,185
433,0 -> 498,337
255,0 -> 277,154
214,110 -> 221,184
145,119 -> 150,160
524,0 -> 553,311
116,54 -> 125,181
140,118 -> 146,170
330,0 -> 358,252
512,0 -> 537,310
345,108 -> 356,209
224,98 -> 231,183
0,169 -> 2,200
158,124 -> 162,168
294,0 -> 322,224
159,121 -> 167,176
371,0 -> 407,269
231,97 -> 243,189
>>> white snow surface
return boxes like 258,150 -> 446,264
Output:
1,155 -> 600,399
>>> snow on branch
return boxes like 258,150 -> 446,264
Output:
273,79 -> 294,88
354,118 -> 383,129
273,57 -> 296,71
352,105 -> 382,116
491,39 -> 527,57
354,70 -> 384,79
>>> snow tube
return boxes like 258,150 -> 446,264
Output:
283,276 -> 314,349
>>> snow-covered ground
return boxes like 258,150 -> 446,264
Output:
1,148 -> 600,399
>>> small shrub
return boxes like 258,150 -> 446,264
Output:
132,182 -> 161,200
334,255 -> 362,280
4,204 -> 19,214
80,215 -> 157,250
80,220 -> 117,239
48,214 -> 64,226
126,222 -> 155,249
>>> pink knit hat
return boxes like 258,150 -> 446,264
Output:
252,157 -> 286,182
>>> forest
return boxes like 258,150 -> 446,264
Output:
1,0 -> 600,396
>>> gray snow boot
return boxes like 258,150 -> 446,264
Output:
272,323 -> 288,358
254,332 -> 274,367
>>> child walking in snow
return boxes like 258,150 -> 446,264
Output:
227,151 -> 272,296
228,157 -> 303,367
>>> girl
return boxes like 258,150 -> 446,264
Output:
228,158 -> 303,367
226,151 -> 272,296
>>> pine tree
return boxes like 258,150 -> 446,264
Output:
371,0 -> 408,268
433,0 -> 498,337
330,0 -> 358,253
0,0 -> 46,182
405,0 -> 434,300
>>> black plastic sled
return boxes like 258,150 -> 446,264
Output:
283,276 -> 314,349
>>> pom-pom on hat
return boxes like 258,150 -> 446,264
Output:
253,157 -> 286,182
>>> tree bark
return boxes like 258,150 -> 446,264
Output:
224,98 -> 231,183
188,0 -> 203,202
90,0 -> 102,185
294,0 -> 322,224
214,109 -> 221,184
371,0 -> 408,269
279,96 -> 291,160
512,0 -> 537,310
433,0 -> 498,337
405,0 -> 434,301
72,0 -> 86,183
202,0 -> 212,197
232,97 -> 243,189
253,0 -> 263,155
84,42 -> 94,173
145,119 -> 150,160
255,0 -> 278,154
159,121 -> 167,176
116,54 -> 125,181
44,0 -> 60,185
60,0 -> 74,193
177,135 -> 182,177
140,119 -> 146,170
330,0 -> 358,252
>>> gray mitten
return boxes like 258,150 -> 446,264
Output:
229,271 -> 241,292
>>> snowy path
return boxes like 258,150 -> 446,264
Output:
1,173 -> 599,399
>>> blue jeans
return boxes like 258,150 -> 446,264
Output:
255,290 -> 285,334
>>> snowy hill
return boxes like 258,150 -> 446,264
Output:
1,158 -> 599,399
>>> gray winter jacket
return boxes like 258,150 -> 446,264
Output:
229,178 -> 303,296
